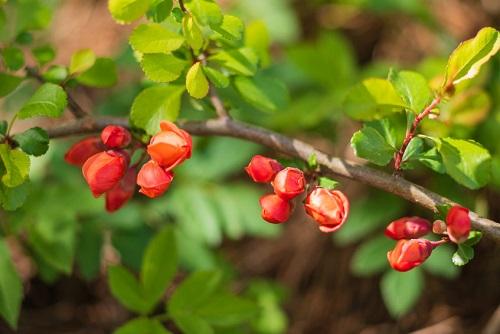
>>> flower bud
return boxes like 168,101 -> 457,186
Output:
147,121 -> 192,170
64,137 -> 104,166
105,168 -> 137,212
137,160 -> 174,198
259,194 -> 292,224
245,155 -> 283,183
272,167 -> 305,200
304,187 -> 349,233
432,219 -> 447,235
384,216 -> 431,240
82,150 -> 129,197
387,239 -> 434,272
101,125 -> 132,148
446,205 -> 471,244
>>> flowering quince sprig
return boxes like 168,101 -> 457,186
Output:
245,155 -> 350,233
65,121 -> 192,212
385,205 -> 479,271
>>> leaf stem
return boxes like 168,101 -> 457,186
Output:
6,113 -> 18,138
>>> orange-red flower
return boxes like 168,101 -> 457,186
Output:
82,150 -> 129,197
101,125 -> 131,148
259,194 -> 292,224
137,160 -> 174,198
304,187 -> 349,233
105,168 -> 137,212
245,155 -> 283,183
147,121 -> 192,170
385,216 -> 431,240
64,137 -> 104,166
446,205 -> 471,244
272,167 -> 305,200
387,239 -> 434,272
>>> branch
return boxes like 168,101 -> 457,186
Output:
43,116 -> 500,242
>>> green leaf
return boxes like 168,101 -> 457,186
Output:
444,27 -> 500,87
146,0 -> 173,23
13,127 -> 49,156
141,226 -> 177,306
171,314 -> 213,334
182,15 -> 204,52
130,23 -> 184,54
140,53 -> 188,83
184,0 -> 222,28
388,70 -> 432,113
434,137 -> 491,189
196,293 -> 258,327
130,84 -> 185,135
186,62 -> 209,99
32,45 -> 56,66
245,20 -> 270,67
343,78 -> 407,120
114,317 -> 172,334
203,66 -> 228,88
0,182 -> 30,211
76,58 -> 118,87
108,265 -> 151,314
350,126 -> 395,166
42,65 -> 68,84
0,144 -> 30,187
15,31 -> 33,45
351,236 -> 393,276
463,230 -> 482,246
422,245 -> 459,279
0,121 -> 6,136
212,15 -> 243,41
402,137 -> 424,163
233,74 -> 289,113
69,49 -> 96,74
208,48 -> 258,76
0,73 -> 23,98
0,239 -> 23,329
415,147 -> 445,173
452,244 -> 474,266
380,268 -> 424,318
108,0 -> 153,24
18,83 -> 67,119
318,177 -> 339,190
76,220 -> 102,280
1,47 -> 24,71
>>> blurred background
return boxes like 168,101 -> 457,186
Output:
0,0 -> 500,333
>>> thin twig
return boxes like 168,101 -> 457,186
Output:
209,86 -> 230,119
178,0 -> 187,13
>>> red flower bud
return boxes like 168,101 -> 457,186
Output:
432,220 -> 447,235
272,167 -> 305,200
245,155 -> 283,183
147,121 -> 192,170
304,187 -> 349,233
105,168 -> 137,212
64,137 -> 104,166
101,125 -> 132,148
446,205 -> 471,244
259,194 -> 292,224
137,160 -> 174,198
384,216 -> 431,240
82,150 -> 129,197
387,239 -> 434,272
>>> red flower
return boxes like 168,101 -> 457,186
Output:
105,168 -> 137,212
101,125 -> 131,148
259,194 -> 292,224
64,137 -> 104,166
304,187 -> 349,233
245,155 -> 283,183
272,167 -> 305,200
137,160 -> 174,198
446,205 -> 471,244
385,216 -> 431,240
82,150 -> 129,197
387,239 -> 434,272
147,121 -> 192,170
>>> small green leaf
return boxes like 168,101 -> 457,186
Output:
0,239 -> 23,329
351,236 -> 393,276
186,62 -> 209,99
1,47 -> 24,71
171,314 -> 213,334
343,78 -> 407,120
245,20 -> 270,67
380,268 -> 424,318
452,244 -> 474,266
182,15 -> 203,52
140,53 -> 188,83
402,137 -> 424,163
76,58 -> 117,87
463,231 -> 482,246
318,177 -> 339,190
0,182 -> 30,211
307,153 -> 317,169
69,49 -> 96,74
13,127 -> 49,156
0,121 -> 7,135
208,48 -> 258,76
388,69 -> 432,113
42,65 -> 68,84
0,144 -> 30,187
233,74 -> 289,113
108,265 -> 151,314
32,45 -> 56,66
108,0 -> 153,24
15,31 -> 33,45
130,23 -> 184,54
414,147 -> 445,174
146,0 -> 173,23
203,67 -> 228,88
0,73 -> 23,98
351,126 -> 395,166
114,317 -> 172,334
18,83 -> 67,119
184,0 -> 222,28
196,293 -> 258,327
130,84 -> 185,135
212,15 -> 243,41
443,27 -> 500,88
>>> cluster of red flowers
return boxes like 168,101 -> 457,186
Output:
245,155 -> 349,233
65,121 -> 192,212
385,206 -> 471,271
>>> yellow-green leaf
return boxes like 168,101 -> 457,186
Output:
129,23 -> 184,53
186,62 -> 209,99
140,54 -> 188,82
108,0 -> 153,24
182,15 -> 203,52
